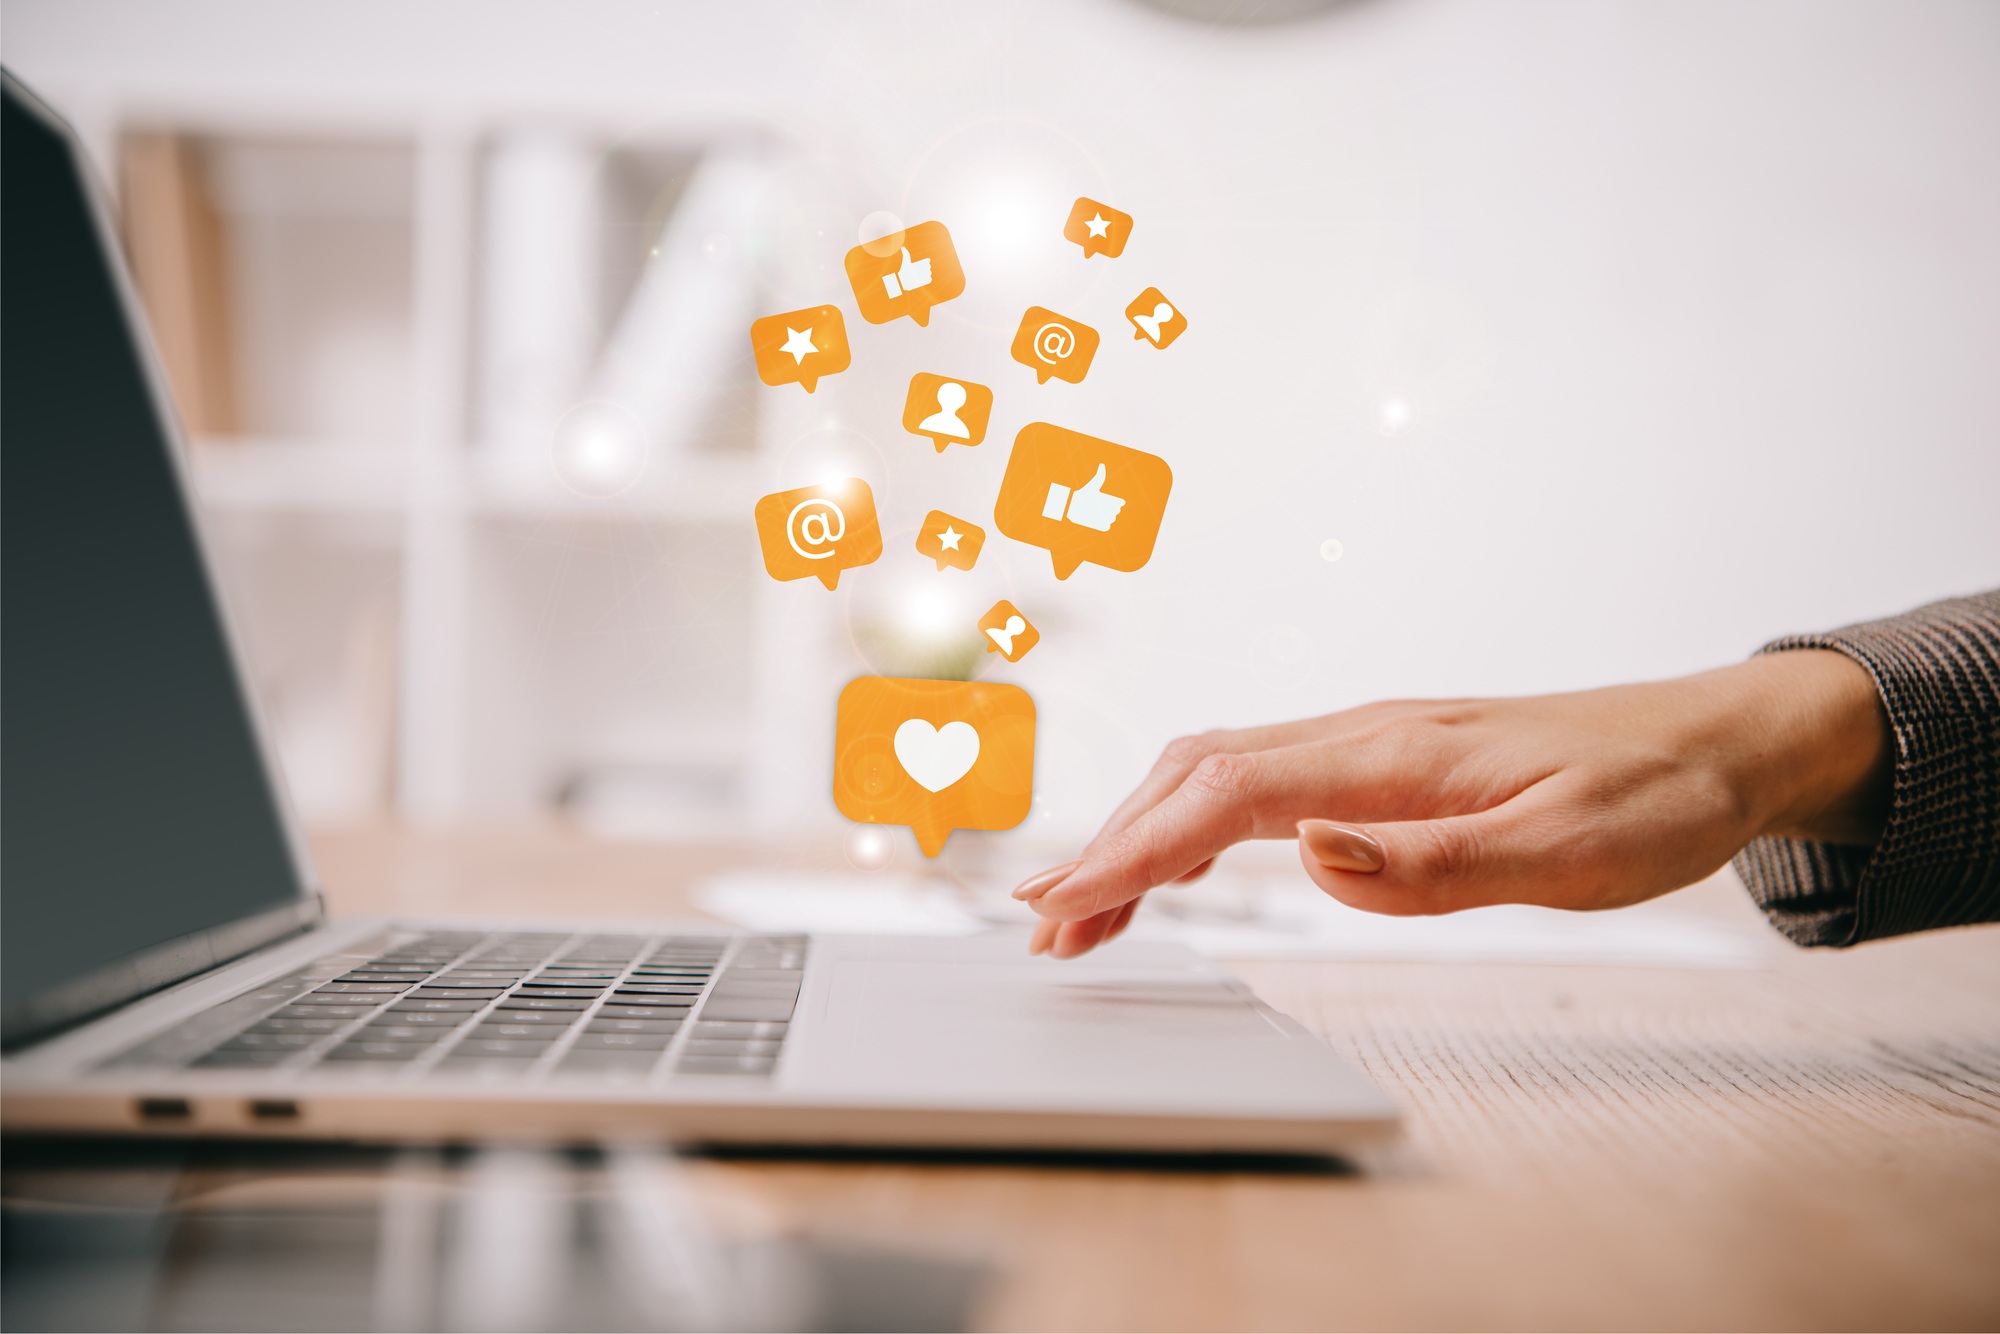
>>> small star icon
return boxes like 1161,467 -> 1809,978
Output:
780,326 -> 817,364
1085,213 -> 1111,238
937,526 -> 963,551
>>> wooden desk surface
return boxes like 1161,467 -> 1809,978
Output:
298,823 -> 2000,1331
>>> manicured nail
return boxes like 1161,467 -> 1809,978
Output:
1297,820 -> 1386,873
1013,860 -> 1083,901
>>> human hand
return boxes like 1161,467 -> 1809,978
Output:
1014,651 -> 1891,959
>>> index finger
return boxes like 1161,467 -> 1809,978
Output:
1036,745 -> 1326,922
1084,720 -> 1330,858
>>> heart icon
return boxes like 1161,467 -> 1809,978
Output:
893,719 -> 981,793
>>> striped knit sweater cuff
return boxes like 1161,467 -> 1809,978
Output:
1732,589 -> 2000,946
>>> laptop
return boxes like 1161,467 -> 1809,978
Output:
0,71 -> 1398,1158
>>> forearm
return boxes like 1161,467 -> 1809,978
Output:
1733,590 -> 2000,946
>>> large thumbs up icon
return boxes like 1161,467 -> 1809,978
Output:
882,246 -> 933,299
995,423 -> 1172,580
1042,463 -> 1126,532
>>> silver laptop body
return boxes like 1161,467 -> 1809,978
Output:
0,71 -> 1398,1158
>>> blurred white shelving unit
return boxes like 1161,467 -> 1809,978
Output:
114,114 -> 766,833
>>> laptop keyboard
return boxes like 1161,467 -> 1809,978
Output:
104,930 -> 804,1082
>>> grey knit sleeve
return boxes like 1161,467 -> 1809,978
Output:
1732,589 -> 2000,946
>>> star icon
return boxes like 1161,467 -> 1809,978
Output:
937,526 -> 963,551
1085,213 -> 1111,238
780,326 -> 817,364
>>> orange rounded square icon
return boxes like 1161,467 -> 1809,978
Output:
749,305 -> 850,393
834,677 -> 1036,857
994,423 -> 1173,580
1125,287 -> 1187,349
1010,307 -> 1100,385
844,221 -> 965,328
1064,197 -> 1133,258
754,477 -> 883,590
979,600 -> 1039,662
916,510 -> 984,572
902,373 -> 993,452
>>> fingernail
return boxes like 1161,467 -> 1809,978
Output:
1013,860 -> 1083,901
1297,820 -> 1386,873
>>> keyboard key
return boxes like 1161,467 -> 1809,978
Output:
587,1018 -> 680,1034
496,996 -> 590,1011
389,998 -> 488,1013
293,994 -> 389,1008
599,1003 -> 691,1019
249,1016 -> 348,1033
474,1023 -> 564,1041
451,1038 -> 554,1059
510,987 -> 604,999
615,983 -> 704,995
469,1007 -> 573,1025
364,1024 -> 455,1042
414,981 -> 508,992
435,1057 -> 539,1074
325,1041 -> 431,1061
558,1050 -> 660,1072
362,1009 -> 466,1027
313,982 -> 412,994
193,1047 -> 294,1067
570,1031 -> 673,1051
691,1020 -> 788,1039
221,1031 -> 319,1050
682,1038 -> 783,1056
339,972 -> 430,983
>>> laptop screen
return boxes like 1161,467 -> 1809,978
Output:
1,77 -> 316,1046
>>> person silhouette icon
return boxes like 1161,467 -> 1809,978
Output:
919,381 -> 972,439
1133,302 -> 1175,344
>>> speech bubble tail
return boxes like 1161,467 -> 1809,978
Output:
935,558 -> 952,572
1051,554 -> 1082,580
1035,369 -> 1053,384
983,638 -> 999,652
1133,328 -> 1147,340
909,308 -> 931,328
816,569 -> 842,591
933,440 -> 950,454
913,822 -> 950,858
798,377 -> 818,393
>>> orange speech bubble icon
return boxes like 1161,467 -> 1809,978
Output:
1010,307 -> 1100,385
902,373 -> 993,453
1125,287 -> 1187,349
749,305 -> 851,393
916,510 -> 985,572
1064,197 -> 1133,259
993,423 -> 1173,580
753,477 -> 883,590
978,599 -> 1040,662
844,221 -> 965,328
834,677 -> 1036,857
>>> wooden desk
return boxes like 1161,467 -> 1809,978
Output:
228,825 -> 2000,1328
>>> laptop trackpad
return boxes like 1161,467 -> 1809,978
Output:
788,935 -> 1347,1114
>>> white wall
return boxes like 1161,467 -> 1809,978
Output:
11,0 -> 1999,842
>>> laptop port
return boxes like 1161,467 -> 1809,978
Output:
135,1096 -> 191,1121
248,1099 -> 300,1121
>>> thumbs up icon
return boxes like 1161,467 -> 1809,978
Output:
845,221 -> 964,327
1041,463 -> 1127,532
881,246 -> 933,299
